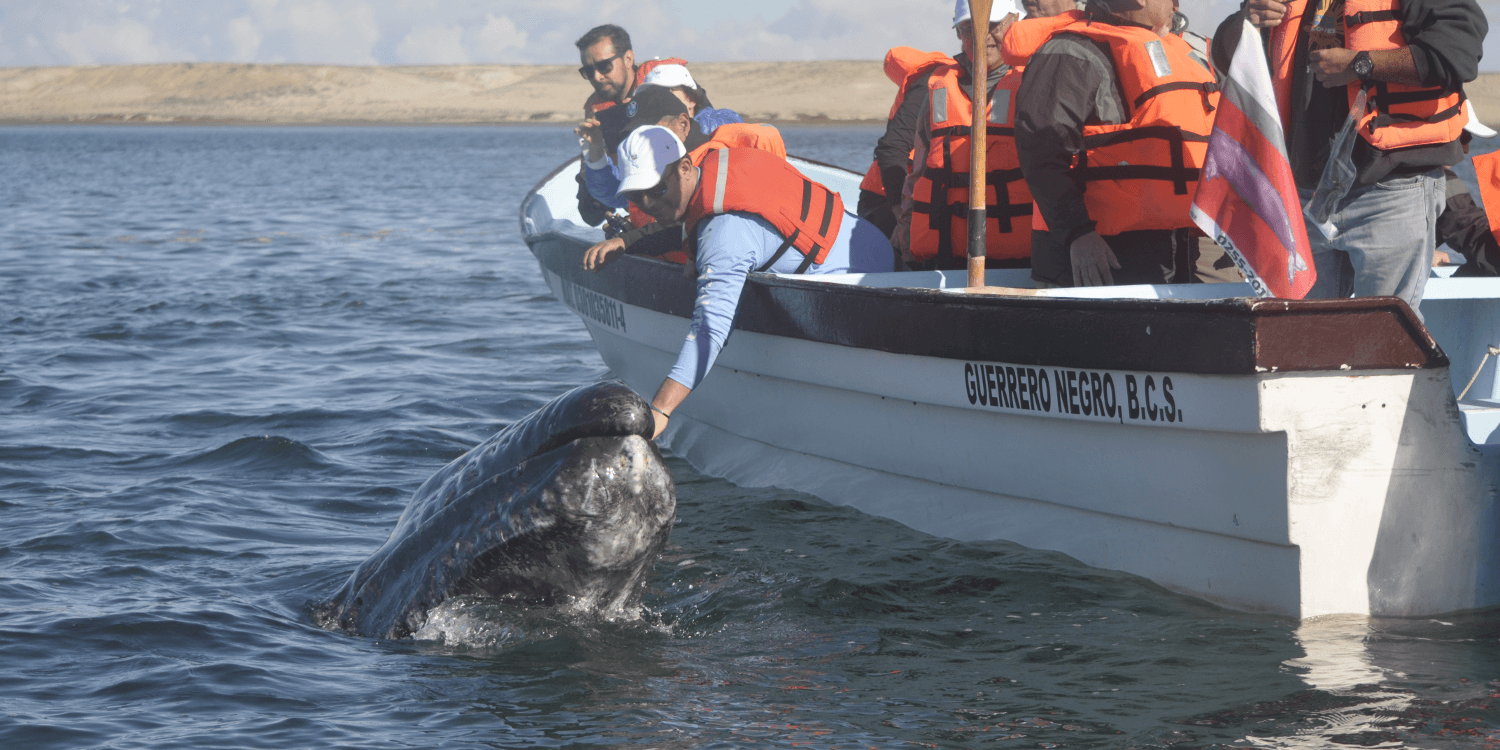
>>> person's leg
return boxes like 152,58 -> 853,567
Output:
856,189 -> 898,239
1302,188 -> 1355,300
1332,169 -> 1444,317
1107,230 -> 1177,285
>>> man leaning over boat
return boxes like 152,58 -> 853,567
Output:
581,85 -> 780,268
609,127 -> 894,438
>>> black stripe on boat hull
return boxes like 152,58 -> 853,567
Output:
526,228 -> 1444,377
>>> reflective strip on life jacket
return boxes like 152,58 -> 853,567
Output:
683,147 -> 843,272
909,62 -> 1033,263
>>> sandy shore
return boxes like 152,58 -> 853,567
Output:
0,62 -> 900,125
6,62 -> 1498,127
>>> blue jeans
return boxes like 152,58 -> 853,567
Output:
1300,168 -> 1445,320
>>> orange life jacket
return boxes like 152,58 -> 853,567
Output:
585,57 -> 690,113
626,123 -> 788,230
619,125 -> 788,265
1000,10 -> 1084,68
1472,151 -> 1500,240
683,147 -> 845,272
1267,0 -> 1463,150
1026,19 -> 1219,236
859,48 -> 957,196
909,62 -> 1032,262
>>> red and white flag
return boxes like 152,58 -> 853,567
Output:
1189,20 -> 1315,298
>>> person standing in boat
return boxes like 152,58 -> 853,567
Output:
1214,0 -> 1485,314
854,47 -> 956,239
572,24 -> 688,226
890,0 -> 1035,271
1012,0 -> 1219,287
611,126 -> 895,438
580,86 -> 786,267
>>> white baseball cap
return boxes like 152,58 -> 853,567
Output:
616,125 -> 688,195
953,0 -> 1025,26
640,63 -> 698,91
1465,102 -> 1497,139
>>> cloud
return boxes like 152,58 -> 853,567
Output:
396,23 -> 467,64
471,14 -> 529,61
226,16 -> 263,61
51,18 -> 188,65
0,0 -> 1494,72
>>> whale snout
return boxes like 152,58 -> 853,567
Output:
318,381 -> 677,639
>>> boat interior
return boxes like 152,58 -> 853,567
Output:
523,157 -> 1500,446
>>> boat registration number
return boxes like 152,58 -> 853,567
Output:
962,362 -> 1183,425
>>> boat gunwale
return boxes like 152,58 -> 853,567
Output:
522,159 -> 1447,377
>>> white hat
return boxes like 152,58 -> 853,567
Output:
1465,102 -> 1497,139
616,125 -> 687,195
640,63 -> 698,91
953,0 -> 1025,27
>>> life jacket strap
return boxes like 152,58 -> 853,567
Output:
1132,81 -> 1219,112
1344,9 -> 1400,26
930,125 -> 1017,139
1077,126 -> 1207,195
1366,84 -> 1466,131
758,228 -> 801,272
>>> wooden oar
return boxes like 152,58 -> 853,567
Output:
966,0 -> 993,291
961,0 -> 1038,297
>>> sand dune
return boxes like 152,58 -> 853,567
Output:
5,62 -> 1498,127
0,62 -> 898,125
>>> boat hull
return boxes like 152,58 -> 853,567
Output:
523,159 -> 1500,619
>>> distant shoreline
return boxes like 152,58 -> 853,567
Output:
6,62 -> 1498,128
0,62 -> 896,126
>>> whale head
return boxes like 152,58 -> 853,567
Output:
316,381 -> 675,639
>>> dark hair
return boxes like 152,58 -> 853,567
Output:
575,25 -> 632,54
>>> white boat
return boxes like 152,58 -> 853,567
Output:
521,156 -> 1500,620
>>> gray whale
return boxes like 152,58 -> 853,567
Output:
317,381 -> 675,639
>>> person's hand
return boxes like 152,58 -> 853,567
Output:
1244,0 -> 1289,27
651,409 -> 669,439
890,214 -> 912,262
574,118 -> 605,162
582,236 -> 626,270
1308,48 -> 1358,87
1434,250 -> 1453,266
1070,231 -> 1120,286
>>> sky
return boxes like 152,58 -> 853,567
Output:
0,0 -> 1496,70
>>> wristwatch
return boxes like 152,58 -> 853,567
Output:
1351,51 -> 1375,81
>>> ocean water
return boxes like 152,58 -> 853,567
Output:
4,124 -> 1500,750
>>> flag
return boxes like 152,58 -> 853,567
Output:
1190,20 -> 1315,299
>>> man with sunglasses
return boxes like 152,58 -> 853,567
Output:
580,86 -> 784,268
611,126 -> 894,439
572,24 -> 687,226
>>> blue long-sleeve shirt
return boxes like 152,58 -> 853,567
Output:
583,108 -> 747,208
667,211 -> 893,389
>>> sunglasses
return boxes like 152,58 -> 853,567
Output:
626,177 -> 673,205
578,53 -> 623,80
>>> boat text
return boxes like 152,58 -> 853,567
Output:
560,279 -> 626,332
962,363 -> 1181,424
